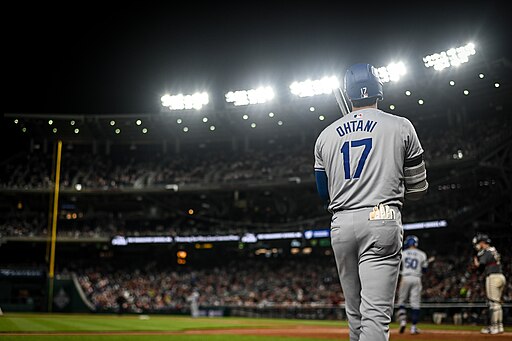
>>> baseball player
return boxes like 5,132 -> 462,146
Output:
187,290 -> 200,318
314,63 -> 428,341
472,233 -> 506,334
396,235 -> 430,335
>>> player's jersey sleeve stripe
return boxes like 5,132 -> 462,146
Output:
404,153 -> 424,167
314,167 -> 326,171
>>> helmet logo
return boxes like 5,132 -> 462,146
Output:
360,87 -> 368,98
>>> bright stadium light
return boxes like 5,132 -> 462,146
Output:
376,62 -> 406,83
289,76 -> 339,97
225,86 -> 274,106
423,43 -> 476,70
161,92 -> 209,110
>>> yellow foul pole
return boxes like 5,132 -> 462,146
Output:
48,140 -> 62,312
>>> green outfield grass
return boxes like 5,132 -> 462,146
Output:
0,312 -> 506,340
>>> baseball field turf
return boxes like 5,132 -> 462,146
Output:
0,313 -> 510,340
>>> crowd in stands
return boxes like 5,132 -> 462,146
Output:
1,113 -> 510,191
0,182 -> 488,239
0,187 -> 329,239
0,145 -> 503,239
78,259 -> 342,313
419,113 -> 510,164
0,144 -> 312,190
75,251 -> 511,314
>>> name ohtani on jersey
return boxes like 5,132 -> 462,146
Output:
336,119 -> 377,138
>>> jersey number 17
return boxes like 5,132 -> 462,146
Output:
340,138 -> 372,180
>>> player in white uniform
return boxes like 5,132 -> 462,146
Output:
314,63 -> 428,341
187,290 -> 200,318
396,235 -> 429,335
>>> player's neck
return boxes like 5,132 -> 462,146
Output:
351,104 -> 378,112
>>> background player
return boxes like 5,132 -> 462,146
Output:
314,63 -> 429,341
396,235 -> 432,335
187,289 -> 200,318
472,233 -> 506,334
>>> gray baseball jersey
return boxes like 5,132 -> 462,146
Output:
401,248 -> 428,277
314,108 -> 424,213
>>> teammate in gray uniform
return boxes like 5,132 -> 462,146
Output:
472,233 -> 506,334
314,63 -> 428,341
396,235 -> 429,335
187,290 -> 200,318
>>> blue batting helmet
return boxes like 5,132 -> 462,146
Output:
404,235 -> 419,249
344,63 -> 383,102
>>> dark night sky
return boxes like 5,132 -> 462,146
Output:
4,1 -> 510,114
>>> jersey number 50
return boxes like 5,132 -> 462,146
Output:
404,257 -> 419,269
340,138 -> 372,180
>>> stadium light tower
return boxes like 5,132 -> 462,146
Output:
423,43 -> 476,71
161,92 -> 209,110
376,62 -> 407,83
289,76 -> 339,97
225,86 -> 274,106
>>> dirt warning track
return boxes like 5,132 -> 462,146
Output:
2,325 -> 511,340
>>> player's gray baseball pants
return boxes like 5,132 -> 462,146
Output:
330,207 -> 403,341
397,276 -> 422,309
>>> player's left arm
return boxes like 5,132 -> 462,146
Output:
402,118 -> 428,200
421,253 -> 432,274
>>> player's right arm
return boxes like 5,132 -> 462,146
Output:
315,170 -> 329,203
402,118 -> 428,200
314,135 -> 330,205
